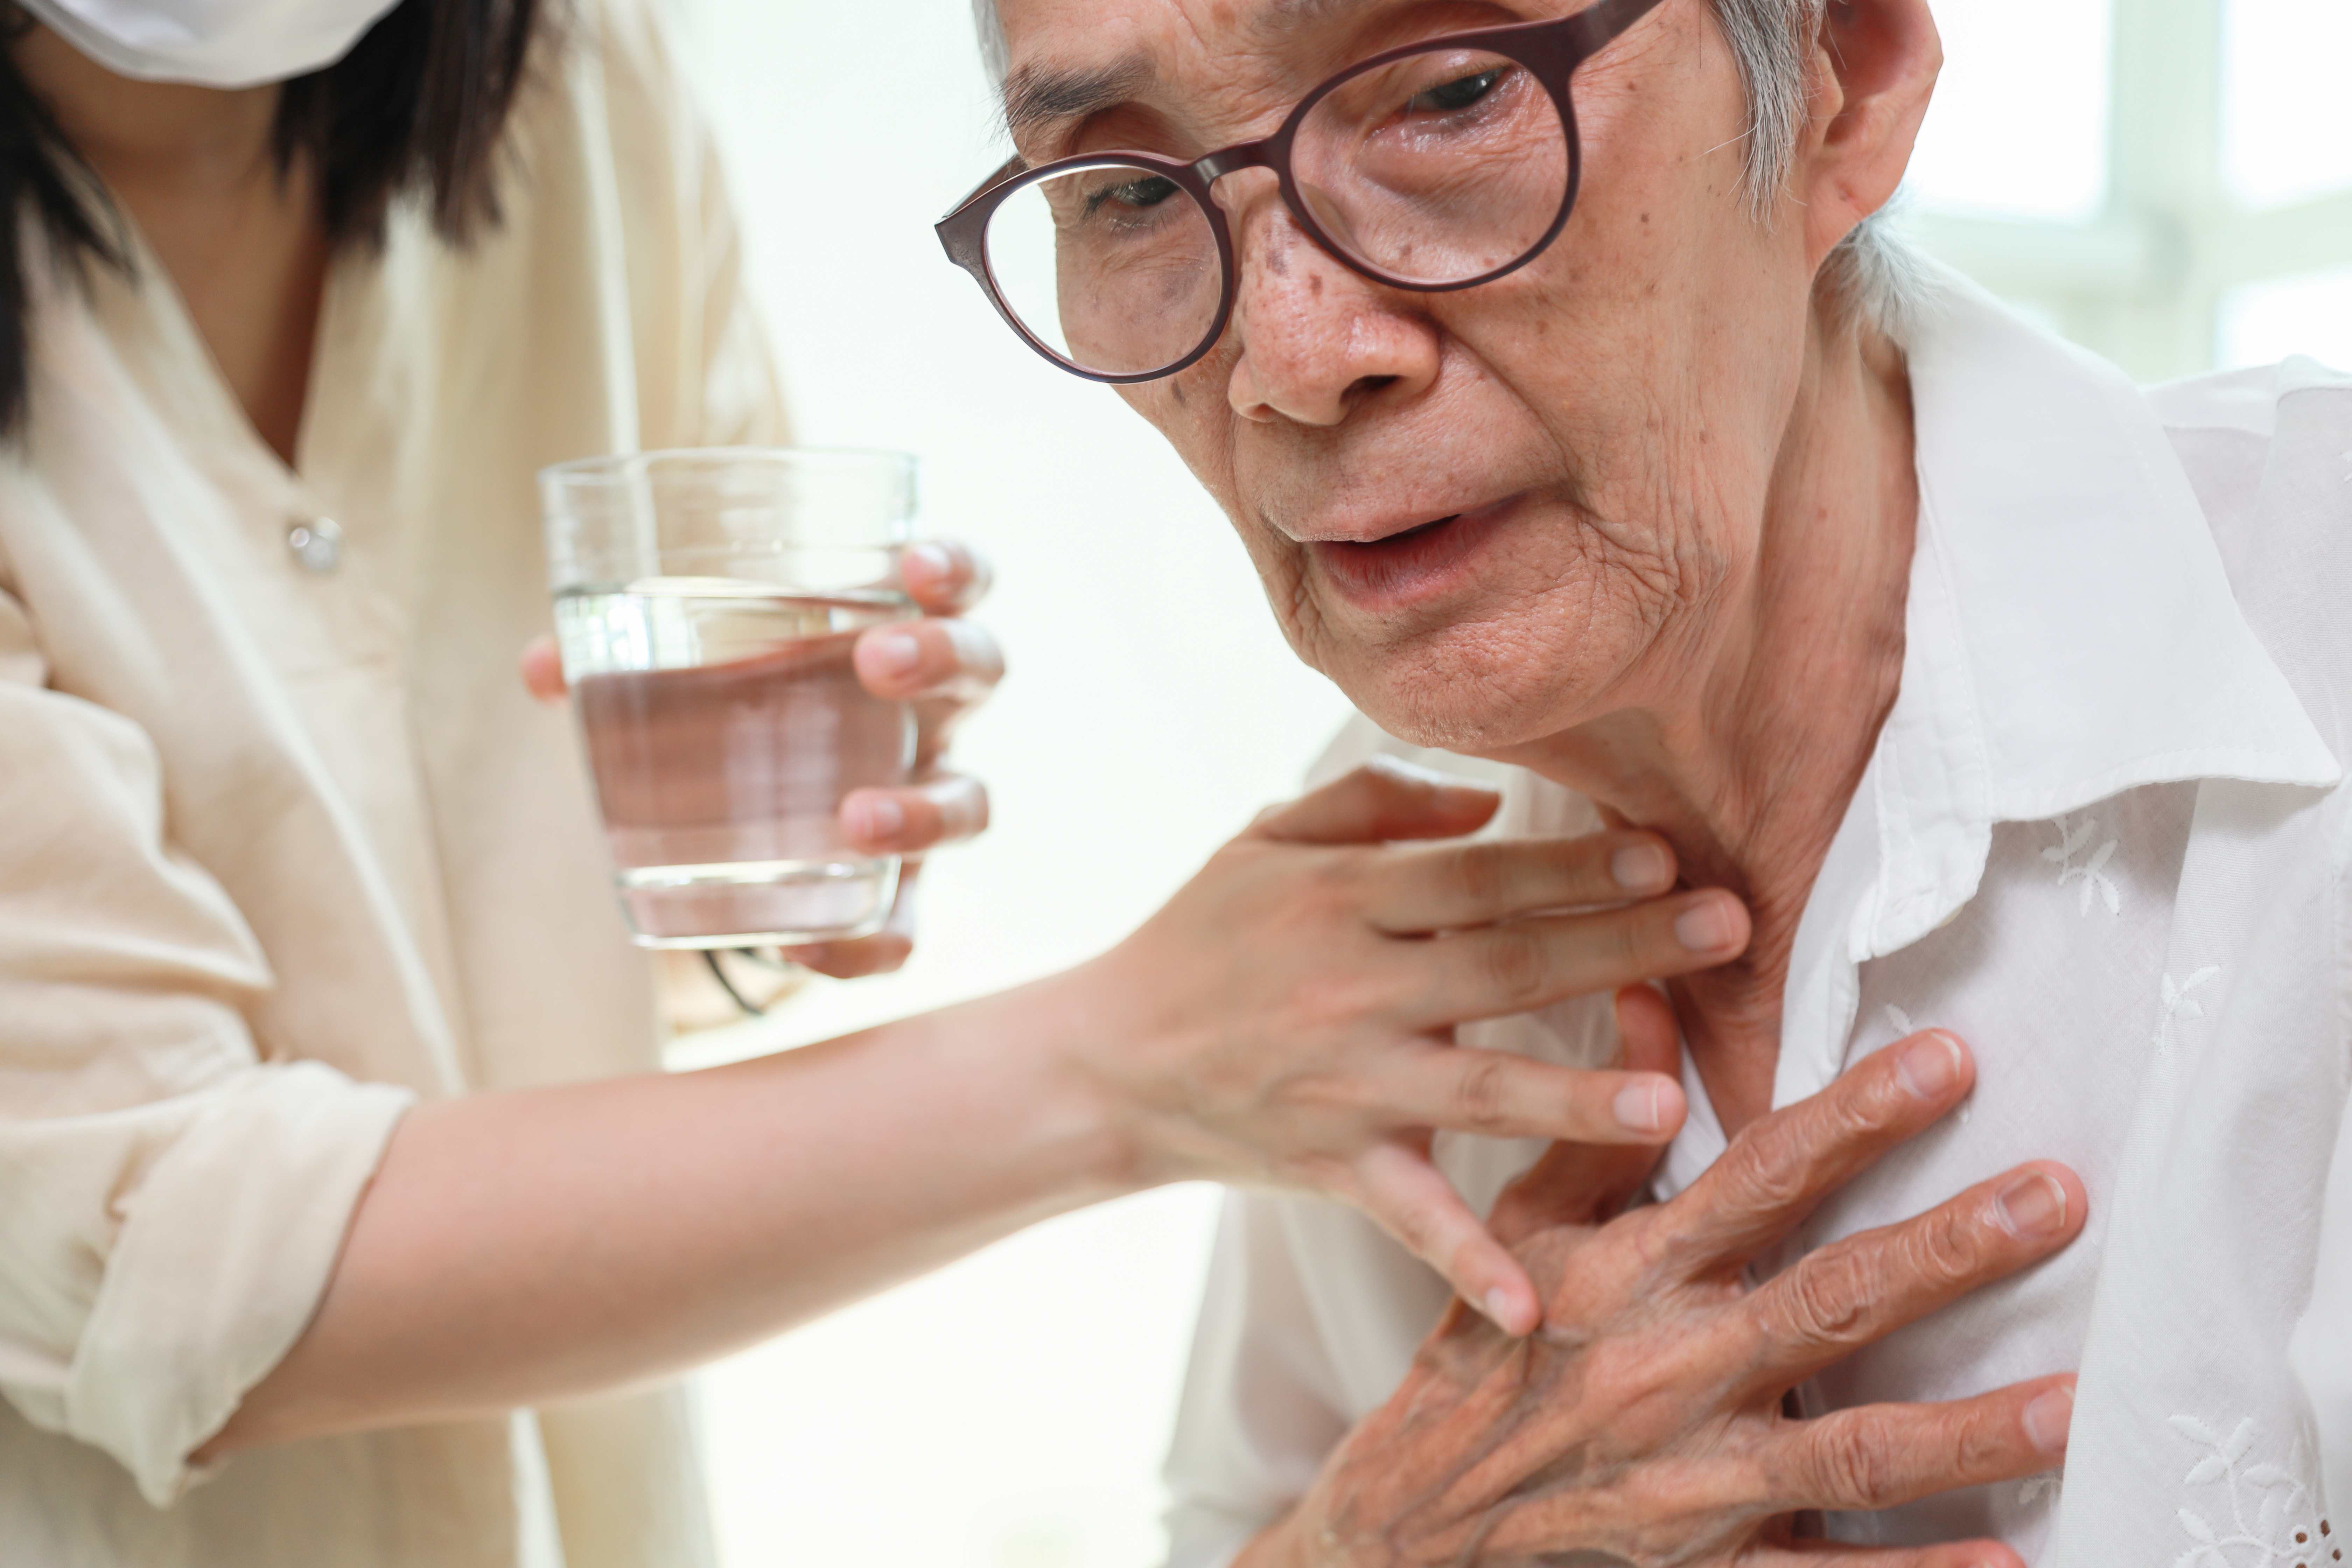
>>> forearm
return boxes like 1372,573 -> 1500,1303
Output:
206,968 -> 1133,1454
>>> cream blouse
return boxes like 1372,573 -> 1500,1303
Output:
0,1 -> 783,1562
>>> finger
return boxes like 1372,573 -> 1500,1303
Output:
899,539 -> 994,615
520,636 -> 567,703
1376,1046 -> 1686,1147
1760,1375 -> 2075,1516
840,773 -> 989,854
1393,890 -> 1749,1027
1363,830 -> 1678,932
1352,1141 -> 1542,1337
1482,993 -> 1684,1244
1736,1161 -> 2086,1391
1248,757 -> 1500,846
854,616 -> 1004,704
778,863 -> 921,978
1653,1031 -> 1976,1267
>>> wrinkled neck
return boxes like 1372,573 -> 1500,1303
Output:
1505,307 -> 1918,1133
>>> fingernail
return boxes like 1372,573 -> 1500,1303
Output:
1673,897 -> 1736,953
1613,1080 -> 1667,1134
904,541 -> 953,580
869,630 -> 921,675
1612,842 -> 1672,892
2024,1385 -> 2074,1454
1995,1170 -> 2068,1239
1482,1288 -> 1523,1335
848,796 -> 905,841
1894,1030 -> 1965,1100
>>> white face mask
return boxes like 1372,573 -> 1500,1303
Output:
19,0 -> 408,90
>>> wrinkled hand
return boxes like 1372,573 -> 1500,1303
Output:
1073,756 -> 1755,1333
1253,1032 -> 2084,1568
522,540 -> 1002,979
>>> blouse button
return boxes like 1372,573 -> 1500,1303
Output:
287,516 -> 345,574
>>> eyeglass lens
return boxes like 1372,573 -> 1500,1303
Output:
986,163 -> 1224,379
981,46 -> 1572,378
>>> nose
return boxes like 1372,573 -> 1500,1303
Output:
1219,176 -> 1441,427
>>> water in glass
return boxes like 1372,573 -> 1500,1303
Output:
555,579 -> 915,946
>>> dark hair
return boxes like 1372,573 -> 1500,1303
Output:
0,0 -> 547,435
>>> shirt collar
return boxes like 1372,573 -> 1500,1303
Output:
1770,262 -> 2342,1111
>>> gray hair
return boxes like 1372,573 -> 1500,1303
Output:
970,0 -> 1923,340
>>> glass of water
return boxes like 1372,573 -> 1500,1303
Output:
540,448 -> 918,948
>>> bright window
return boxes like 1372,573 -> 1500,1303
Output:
1904,0 -> 2352,377
1905,0 -> 2113,222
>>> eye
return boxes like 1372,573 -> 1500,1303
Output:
1084,174 -> 1182,218
1409,66 -> 1506,114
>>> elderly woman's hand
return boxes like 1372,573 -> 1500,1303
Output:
519,538 -> 1002,983
1245,1032 -> 2083,1568
1066,757 -> 1754,1333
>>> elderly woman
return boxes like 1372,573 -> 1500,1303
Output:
942,0 -> 2352,1563
0,0 -> 1896,1561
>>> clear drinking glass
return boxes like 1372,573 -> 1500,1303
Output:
541,448 -> 918,948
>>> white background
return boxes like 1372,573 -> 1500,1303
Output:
654,2 -> 2352,1564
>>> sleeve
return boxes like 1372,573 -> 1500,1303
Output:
2278,363 -> 2352,1526
2288,772 -> 2352,1521
1161,1186 -> 1454,1568
1161,1192 -> 1354,1568
0,584 -> 413,1507
2295,1119 -> 2352,1524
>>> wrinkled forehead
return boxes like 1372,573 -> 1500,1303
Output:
988,0 -> 1510,157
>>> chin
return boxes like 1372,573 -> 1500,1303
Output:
1326,624 -> 1601,757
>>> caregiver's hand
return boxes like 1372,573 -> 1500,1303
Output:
1062,756 -> 1752,1335
519,538 -> 1003,979
1244,1032 -> 2085,1568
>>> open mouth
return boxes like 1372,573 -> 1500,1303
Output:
1309,501 -> 1513,608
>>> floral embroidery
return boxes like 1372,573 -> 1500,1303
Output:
2156,967 -> 2222,1054
2168,1415 -> 2331,1568
2044,814 -> 2122,916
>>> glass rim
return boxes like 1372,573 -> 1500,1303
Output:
539,444 -> 918,489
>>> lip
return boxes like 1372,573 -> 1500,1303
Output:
1306,494 -> 1521,612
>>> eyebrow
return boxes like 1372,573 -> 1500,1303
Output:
1001,54 -> 1154,141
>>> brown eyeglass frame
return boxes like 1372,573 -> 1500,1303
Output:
935,0 -> 1666,385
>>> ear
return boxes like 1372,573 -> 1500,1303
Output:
1792,0 -> 1942,268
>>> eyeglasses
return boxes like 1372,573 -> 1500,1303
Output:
936,0 -> 1665,384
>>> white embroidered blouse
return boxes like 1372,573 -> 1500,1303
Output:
1160,272 -> 2352,1568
